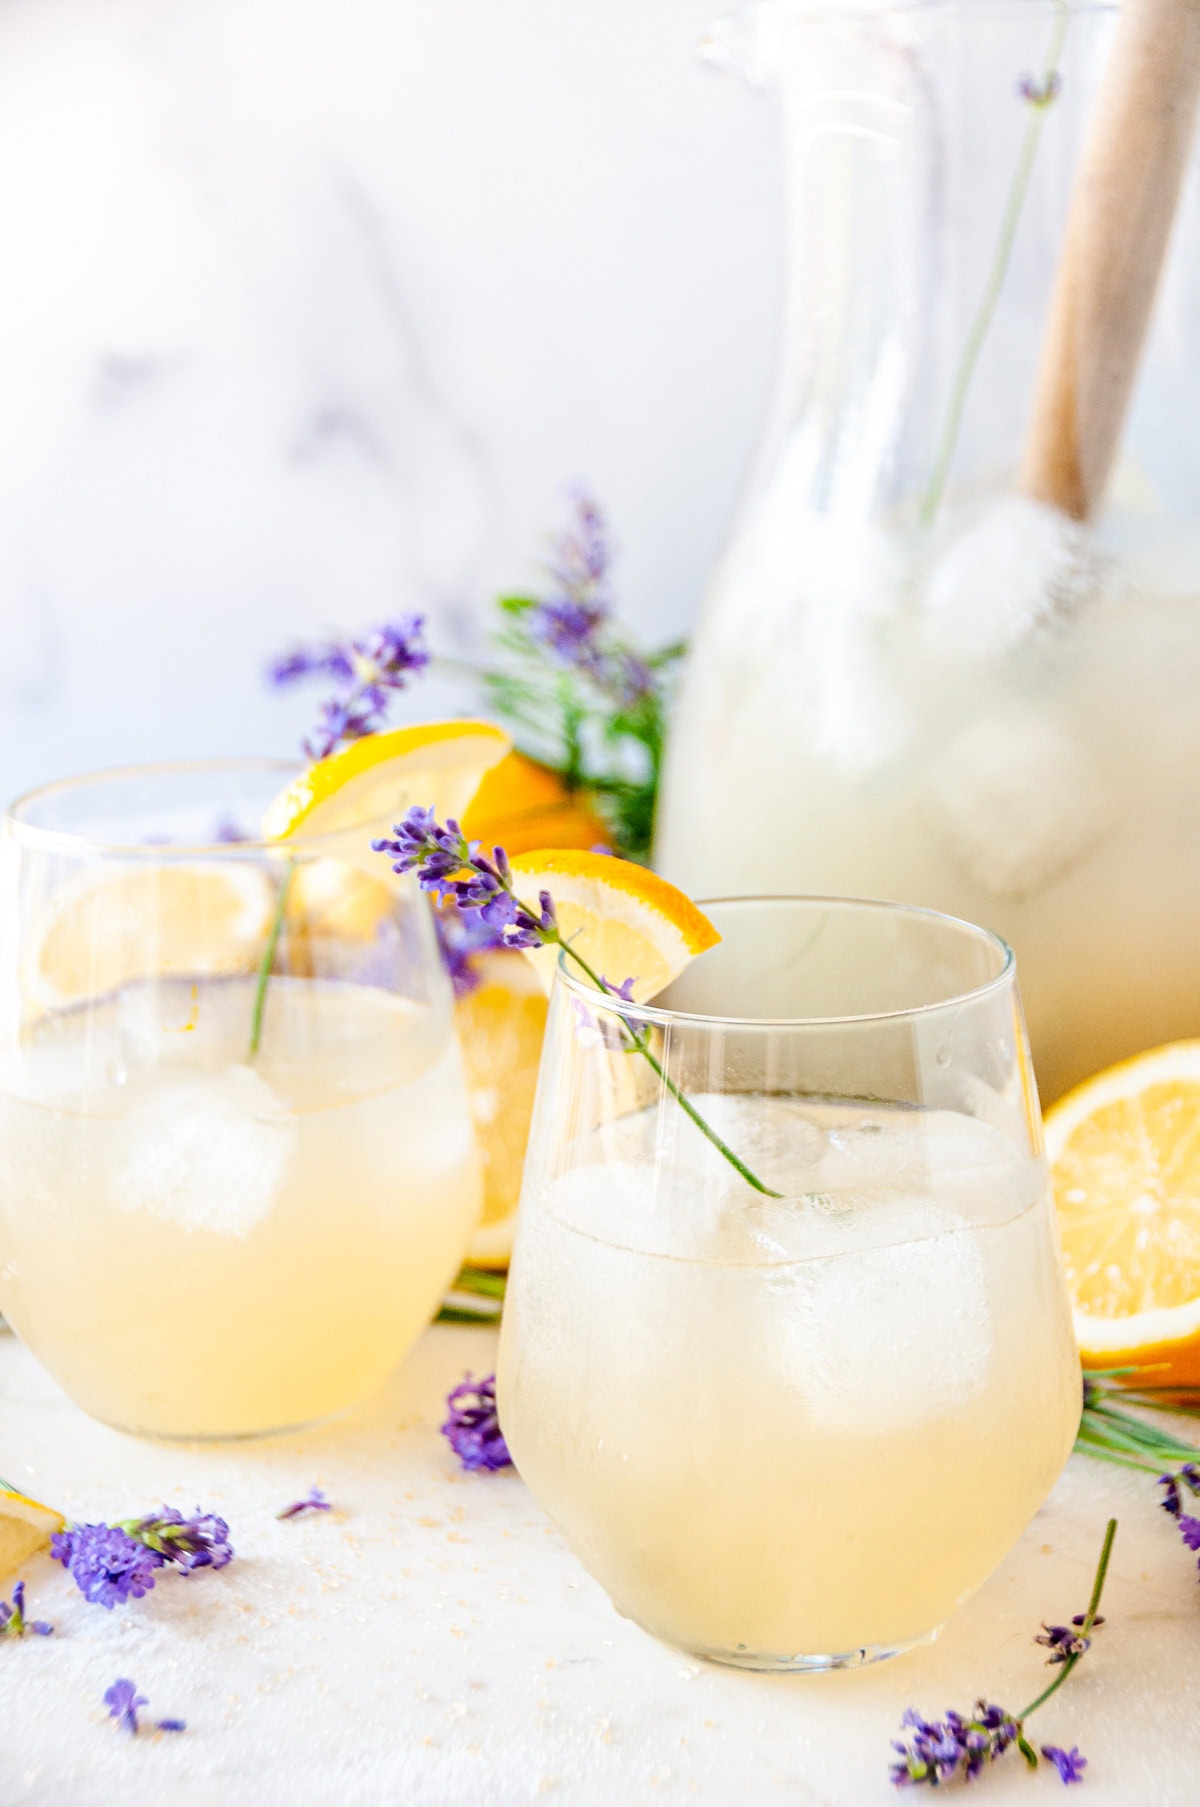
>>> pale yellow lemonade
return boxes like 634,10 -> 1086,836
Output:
0,975 -> 481,1437
499,1095 -> 1080,1665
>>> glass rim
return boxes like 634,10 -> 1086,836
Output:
554,893 -> 1015,1030
4,756 -> 399,858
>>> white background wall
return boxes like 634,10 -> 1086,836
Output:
0,0 -> 783,797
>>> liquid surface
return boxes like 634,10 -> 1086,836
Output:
500,1097 -> 1079,1664
0,977 -> 481,1436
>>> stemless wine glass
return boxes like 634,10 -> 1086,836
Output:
0,760 -> 481,1438
498,897 -> 1080,1671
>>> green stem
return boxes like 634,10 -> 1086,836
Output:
557,939 -> 782,1199
1017,1517 -> 1117,1723
436,1302 -> 502,1325
450,1265 -> 508,1301
919,0 -> 1070,527
248,862 -> 296,1059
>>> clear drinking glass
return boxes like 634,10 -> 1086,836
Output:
498,897 -> 1080,1671
0,759 -> 481,1438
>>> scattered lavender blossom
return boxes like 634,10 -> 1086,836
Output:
441,1373 -> 512,1472
103,1678 -> 185,1737
1041,1746 -> 1087,1785
104,1679 -> 148,1735
889,1519 -> 1116,1790
277,1486 -> 332,1521
269,616 -> 429,759
1017,71 -> 1062,107
0,1580 -> 52,1637
1035,1613 -> 1105,1665
53,1506 -> 232,1608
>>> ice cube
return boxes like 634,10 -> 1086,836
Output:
921,495 -> 1102,659
922,710 -> 1109,898
114,1064 -> 296,1238
779,1195 -> 993,1428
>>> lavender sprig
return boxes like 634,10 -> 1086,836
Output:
0,1580 -> 52,1637
269,616 -> 430,761
889,1518 -> 1116,1789
373,809 -> 780,1197
441,1373 -> 512,1472
52,1507 -> 232,1608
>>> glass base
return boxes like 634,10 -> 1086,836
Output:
691,1622 -> 943,1673
92,1405 -> 349,1444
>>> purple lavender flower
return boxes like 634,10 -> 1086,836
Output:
52,1505 -> 233,1606
0,1580 -> 52,1637
373,809 -> 558,952
277,1486 -> 332,1521
889,1521 -> 1116,1790
1179,1515 -> 1200,1552
104,1679 -> 148,1735
433,905 -> 506,998
1041,1746 -> 1087,1785
890,1703 -> 1019,1788
158,1718 -> 187,1733
1158,1463 -> 1200,1518
269,615 -> 429,759
1036,1613 -> 1105,1664
52,1523 -> 163,1609
1018,71 -> 1062,108
129,1507 -> 234,1572
441,1373 -> 512,1472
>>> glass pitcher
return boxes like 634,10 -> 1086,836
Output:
657,0 -> 1200,1102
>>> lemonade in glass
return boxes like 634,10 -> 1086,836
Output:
0,758 -> 482,1438
499,897 -> 1081,1668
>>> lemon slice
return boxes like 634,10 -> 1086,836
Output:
0,1488 -> 64,1581
457,951 -> 550,1266
262,720 -> 511,842
507,850 -> 720,1001
461,751 -> 609,855
26,863 -> 275,1011
1045,1040 -> 1200,1386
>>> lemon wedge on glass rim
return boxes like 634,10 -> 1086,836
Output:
1045,1039 -> 1200,1388
506,849 -> 721,999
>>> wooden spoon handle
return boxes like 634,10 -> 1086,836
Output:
1020,0 -> 1200,521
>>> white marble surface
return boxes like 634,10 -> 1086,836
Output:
0,0 -> 780,802
2,1325 -> 1199,1805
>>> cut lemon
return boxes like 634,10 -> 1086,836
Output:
0,1488 -> 64,1581
1045,1040 -> 1200,1386
462,752 -> 609,856
262,720 -> 511,842
26,863 -> 275,1011
456,951 -> 550,1266
507,850 -> 720,1001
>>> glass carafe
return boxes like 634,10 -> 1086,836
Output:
658,0 -> 1200,1102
